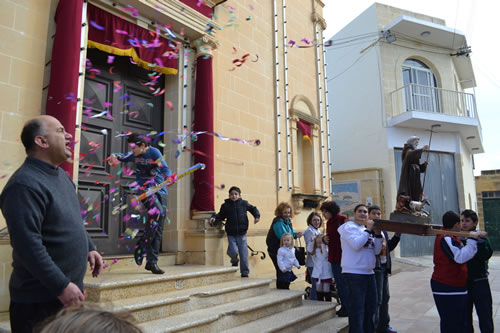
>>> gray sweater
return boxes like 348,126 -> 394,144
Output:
0,157 -> 94,302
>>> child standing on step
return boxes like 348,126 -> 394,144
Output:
277,233 -> 301,289
309,234 -> 333,301
210,186 -> 260,277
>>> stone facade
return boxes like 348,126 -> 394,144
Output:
0,0 -> 331,312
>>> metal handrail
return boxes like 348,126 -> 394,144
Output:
248,245 -> 266,260
390,83 -> 477,119
208,220 -> 266,260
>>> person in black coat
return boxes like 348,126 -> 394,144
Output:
210,186 -> 260,277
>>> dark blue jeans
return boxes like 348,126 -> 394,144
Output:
465,278 -> 494,333
331,262 -> 349,309
307,266 -> 317,300
343,273 -> 377,333
431,279 -> 468,333
139,193 -> 167,264
374,264 -> 391,331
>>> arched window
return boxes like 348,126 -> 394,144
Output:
402,59 -> 440,113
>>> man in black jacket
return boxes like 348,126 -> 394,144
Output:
0,116 -> 103,333
210,186 -> 260,277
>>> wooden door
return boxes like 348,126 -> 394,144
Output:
79,48 -> 165,255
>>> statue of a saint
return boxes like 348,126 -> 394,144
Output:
397,136 -> 429,206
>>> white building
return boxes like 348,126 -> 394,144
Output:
326,3 -> 483,255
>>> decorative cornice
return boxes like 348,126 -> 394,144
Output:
312,12 -> 327,31
99,0 -> 221,41
292,110 -> 320,125
204,0 -> 227,7
191,34 -> 219,57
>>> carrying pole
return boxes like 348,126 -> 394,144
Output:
421,124 -> 440,195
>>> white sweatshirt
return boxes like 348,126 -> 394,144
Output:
338,221 -> 383,275
277,246 -> 300,272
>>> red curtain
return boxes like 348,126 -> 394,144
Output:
297,120 -> 312,144
46,0 -> 84,176
179,0 -> 213,18
191,56 -> 214,212
87,4 -> 178,75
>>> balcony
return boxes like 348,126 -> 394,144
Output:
389,83 -> 483,153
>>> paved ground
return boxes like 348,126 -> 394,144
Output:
290,253 -> 500,332
387,254 -> 500,332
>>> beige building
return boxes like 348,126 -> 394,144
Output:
326,3 -> 483,256
475,169 -> 500,250
0,0 -> 331,313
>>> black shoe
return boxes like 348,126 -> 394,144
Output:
134,246 -> 143,266
241,273 -> 249,278
336,306 -> 348,317
145,262 -> 165,274
231,258 -> 239,267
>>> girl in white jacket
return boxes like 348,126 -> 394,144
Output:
277,233 -> 301,289
309,235 -> 333,301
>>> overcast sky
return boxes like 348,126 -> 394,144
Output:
323,0 -> 500,175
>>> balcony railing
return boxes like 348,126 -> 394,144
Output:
390,83 -> 477,119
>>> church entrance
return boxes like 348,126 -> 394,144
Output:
78,48 -> 165,255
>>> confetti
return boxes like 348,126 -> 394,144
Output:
90,20 -> 105,31
90,110 -> 107,119
116,29 -> 129,35
301,37 -> 313,44
107,56 -> 115,64
166,101 -> 174,110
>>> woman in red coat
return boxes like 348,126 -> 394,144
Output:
320,200 -> 349,317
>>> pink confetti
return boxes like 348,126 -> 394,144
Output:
97,83 -> 105,90
148,207 -> 160,215
116,29 -> 129,35
301,37 -> 313,45
166,101 -> 174,110
105,111 -> 115,120
103,102 -> 113,108
154,57 -> 164,68
249,4 -> 254,10
107,56 -> 115,64
196,0 -> 203,7
90,20 -> 105,31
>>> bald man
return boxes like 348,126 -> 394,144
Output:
0,116 -> 103,333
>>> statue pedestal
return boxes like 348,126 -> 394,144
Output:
389,212 -> 430,225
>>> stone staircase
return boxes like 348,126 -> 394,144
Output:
0,254 -> 349,332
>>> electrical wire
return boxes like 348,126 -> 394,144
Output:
326,45 -> 374,81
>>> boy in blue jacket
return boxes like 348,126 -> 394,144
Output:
210,186 -> 260,277
109,133 -> 172,275
461,209 -> 494,333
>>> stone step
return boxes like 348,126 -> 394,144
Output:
97,253 -> 177,272
221,299 -> 338,333
84,265 -> 238,302
138,289 -> 305,333
302,316 -> 349,333
107,278 -> 272,323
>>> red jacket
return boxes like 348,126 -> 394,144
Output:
432,233 -> 468,287
326,213 -> 347,263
